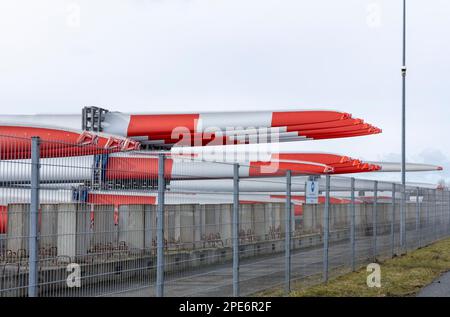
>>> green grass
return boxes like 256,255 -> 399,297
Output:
261,238 -> 450,297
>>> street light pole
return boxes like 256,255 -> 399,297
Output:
400,0 -> 407,251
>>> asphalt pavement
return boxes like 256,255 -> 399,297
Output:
417,271 -> 450,297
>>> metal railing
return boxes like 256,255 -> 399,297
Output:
0,135 -> 449,297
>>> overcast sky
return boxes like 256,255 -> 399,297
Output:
0,0 -> 448,184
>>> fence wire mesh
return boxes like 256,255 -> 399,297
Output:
0,134 -> 449,297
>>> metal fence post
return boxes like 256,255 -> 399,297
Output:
156,154 -> 165,297
439,191 -> 442,237
438,190 -> 442,238
416,187 -> 421,248
439,190 -> 443,237
430,189 -> 434,241
400,184 -> 405,254
233,163 -> 240,297
28,136 -> 40,297
448,191 -> 450,235
350,177 -> 356,271
442,191 -> 445,237
429,189 -> 433,243
434,189 -> 437,241
425,189 -> 431,243
443,191 -> 446,237
323,175 -> 330,283
442,191 -> 445,238
372,181 -> 378,262
391,183 -> 396,258
285,170 -> 292,294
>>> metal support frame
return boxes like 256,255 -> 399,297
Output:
391,183 -> 396,258
81,106 -> 109,132
372,181 -> 378,261
284,170 -> 292,294
233,163 -> 240,297
156,154 -> 165,297
28,137 -> 40,297
323,175 -> 330,282
350,177 -> 356,271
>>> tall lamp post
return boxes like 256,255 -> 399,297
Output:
400,0 -> 407,251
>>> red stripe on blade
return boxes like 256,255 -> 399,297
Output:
127,114 -> 199,137
271,111 -> 351,127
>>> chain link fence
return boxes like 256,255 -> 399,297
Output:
0,135 -> 449,297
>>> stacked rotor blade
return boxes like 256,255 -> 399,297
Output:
124,110 -> 381,146
0,125 -> 140,159
367,161 -> 443,172
0,110 -> 381,147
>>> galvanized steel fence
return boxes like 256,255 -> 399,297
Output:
0,135 -> 449,297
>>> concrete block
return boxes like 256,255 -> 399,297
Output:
144,204 -> 156,250
264,203 -> 274,234
164,205 -> 176,242
274,203 -> 284,232
6,204 -> 29,254
39,204 -> 58,255
239,204 -> 253,232
253,204 -> 266,240
200,205 -> 206,237
119,204 -> 145,250
290,204 -> 295,233
75,204 -> 91,259
174,205 -> 182,242
219,204 -> 232,246
179,204 -> 195,244
204,205 -> 218,235
193,205 -> 202,247
92,204 -> 116,248
57,203 -> 77,260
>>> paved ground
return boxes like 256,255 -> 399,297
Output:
34,224 -> 443,297
417,271 -> 450,297
99,228 -> 429,297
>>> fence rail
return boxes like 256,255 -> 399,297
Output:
0,135 -> 449,297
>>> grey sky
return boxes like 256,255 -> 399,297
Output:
0,0 -> 448,184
